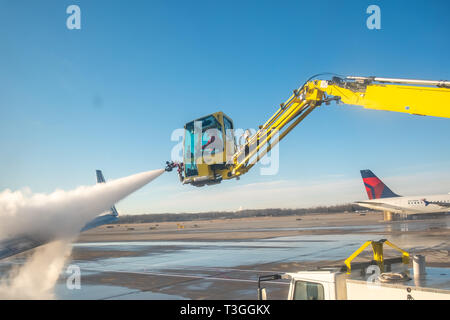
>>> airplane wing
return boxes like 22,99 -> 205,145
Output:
0,216 -> 118,262
354,201 -> 423,214
0,170 -> 119,261
423,200 -> 450,208
435,202 -> 450,208
0,235 -> 49,261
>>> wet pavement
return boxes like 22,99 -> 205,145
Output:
1,215 -> 449,299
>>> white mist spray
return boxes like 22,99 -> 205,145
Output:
0,239 -> 74,299
0,169 -> 164,299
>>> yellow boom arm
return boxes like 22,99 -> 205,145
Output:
230,76 -> 450,178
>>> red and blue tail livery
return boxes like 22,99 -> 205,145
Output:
355,170 -> 450,214
360,170 -> 400,200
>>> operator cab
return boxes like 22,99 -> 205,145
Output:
181,111 -> 236,187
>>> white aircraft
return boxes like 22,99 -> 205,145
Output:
354,170 -> 450,214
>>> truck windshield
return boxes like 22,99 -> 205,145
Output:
293,281 -> 324,300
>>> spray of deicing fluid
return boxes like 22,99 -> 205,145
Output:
0,168 -> 164,299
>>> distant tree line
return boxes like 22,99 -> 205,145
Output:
115,204 -> 367,224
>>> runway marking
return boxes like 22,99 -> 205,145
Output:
81,267 -> 289,285
81,262 -> 287,274
160,266 -> 285,273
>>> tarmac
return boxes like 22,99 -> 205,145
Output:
52,211 -> 450,299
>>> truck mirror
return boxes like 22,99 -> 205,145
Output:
257,287 -> 267,300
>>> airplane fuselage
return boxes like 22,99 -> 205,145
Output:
356,194 -> 450,214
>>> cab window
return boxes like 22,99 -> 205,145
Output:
223,116 -> 233,138
223,116 -> 235,157
184,122 -> 198,177
293,280 -> 325,300
200,116 -> 223,156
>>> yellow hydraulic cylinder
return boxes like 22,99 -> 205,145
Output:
344,239 -> 409,274
323,83 -> 450,118
371,240 -> 385,272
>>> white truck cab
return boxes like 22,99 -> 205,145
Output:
285,269 -> 348,300
280,265 -> 450,300
258,240 -> 450,300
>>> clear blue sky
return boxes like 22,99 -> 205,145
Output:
1,0 -> 449,213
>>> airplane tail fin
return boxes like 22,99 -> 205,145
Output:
360,170 -> 400,200
96,170 -> 119,217
96,170 -> 106,183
